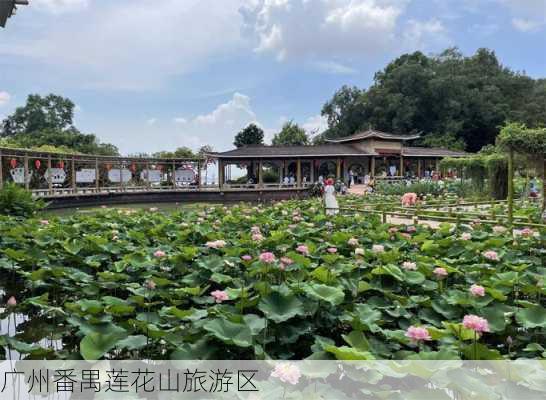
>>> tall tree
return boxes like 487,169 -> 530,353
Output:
272,121 -> 309,145
1,94 -> 76,136
234,123 -> 264,147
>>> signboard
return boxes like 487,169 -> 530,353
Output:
175,168 -> 196,184
140,169 -> 162,183
76,169 -> 96,183
9,168 -> 32,184
108,168 -> 132,183
45,168 -> 67,184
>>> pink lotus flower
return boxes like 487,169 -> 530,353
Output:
149,207 -> 159,212
250,226 -> 261,234
520,228 -> 534,237
206,240 -> 227,249
347,238 -> 359,246
400,233 -> 411,240
271,363 -> 301,385
145,280 -> 156,290
461,232 -> 472,241
470,284 -> 485,297
280,257 -> 293,266
388,227 -> 398,235
154,250 -> 166,258
40,220 -> 49,225
483,250 -> 500,261
407,226 -> 417,233
402,261 -> 417,271
293,216 -> 302,222
463,314 -> 490,333
259,252 -> 276,264
433,267 -> 448,279
252,233 -> 264,242
372,244 -> 384,254
327,247 -> 338,254
401,192 -> 418,207
241,255 -> 252,261
296,245 -> 309,255
493,226 -> 507,234
211,290 -> 229,303
7,296 -> 17,307
405,326 -> 431,342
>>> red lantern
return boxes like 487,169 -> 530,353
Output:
58,161 -> 65,169
10,159 -> 17,169
156,165 -> 163,171
35,159 -> 41,169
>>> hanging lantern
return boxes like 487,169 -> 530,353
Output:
130,163 -> 137,173
10,159 -> 17,169
58,160 -> 65,169
34,159 -> 41,169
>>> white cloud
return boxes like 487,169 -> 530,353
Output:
402,18 -> 450,50
173,117 -> 188,124
194,93 -> 256,126
302,115 -> 328,135
244,0 -> 406,62
512,18 -> 543,32
146,118 -> 157,126
1,0 -> 243,89
33,0 -> 90,14
0,91 -> 10,107
314,61 -> 357,75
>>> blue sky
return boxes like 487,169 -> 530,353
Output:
0,0 -> 545,155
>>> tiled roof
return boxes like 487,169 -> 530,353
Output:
327,129 -> 421,143
403,147 -> 468,157
212,144 -> 373,158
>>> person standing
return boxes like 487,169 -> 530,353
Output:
324,178 -> 339,215
348,169 -> 354,188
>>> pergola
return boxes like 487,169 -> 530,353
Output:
212,129 -> 468,189
0,0 -> 28,28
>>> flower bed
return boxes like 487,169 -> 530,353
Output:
0,200 -> 544,360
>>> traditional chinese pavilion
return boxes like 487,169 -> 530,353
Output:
212,129 -> 467,188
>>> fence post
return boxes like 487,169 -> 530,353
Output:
48,155 -> 53,194
71,157 -> 76,193
0,149 -> 3,190
24,153 -> 29,190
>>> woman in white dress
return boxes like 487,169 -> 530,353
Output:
324,178 -> 339,215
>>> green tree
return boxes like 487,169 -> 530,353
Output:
234,123 -> 264,147
272,121 -> 309,145
1,94 -> 76,136
1,93 -> 119,155
152,147 -> 196,158
321,85 -> 367,140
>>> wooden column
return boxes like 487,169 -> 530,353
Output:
371,157 -> 376,177
336,158 -> 341,180
71,157 -> 76,193
399,155 -> 404,177
197,160 -> 201,189
310,160 -> 315,183
0,149 -> 3,189
172,160 -> 176,189
435,158 -> 440,173
48,155 -> 53,194
95,158 -> 100,192
119,162 -> 124,192
296,159 -> 302,188
258,159 -> 263,188
417,159 -> 422,178
145,161 -> 150,189
24,154 -> 29,190
218,160 -> 224,189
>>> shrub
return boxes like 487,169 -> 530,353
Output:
0,183 -> 46,217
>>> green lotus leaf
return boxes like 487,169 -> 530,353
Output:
258,291 -> 304,323
203,318 -> 253,348
516,305 -> 546,328
80,331 -> 128,360
303,283 -> 345,305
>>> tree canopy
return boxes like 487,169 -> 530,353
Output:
234,123 -> 264,148
321,48 -> 546,152
272,121 -> 309,146
1,94 -> 119,156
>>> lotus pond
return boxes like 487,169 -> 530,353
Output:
0,199 -> 545,360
